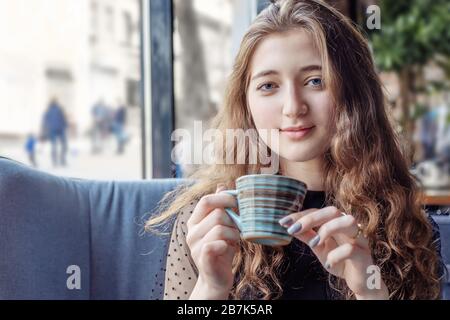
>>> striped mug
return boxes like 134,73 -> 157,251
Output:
221,174 -> 307,246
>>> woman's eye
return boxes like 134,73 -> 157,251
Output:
258,83 -> 277,91
306,78 -> 323,87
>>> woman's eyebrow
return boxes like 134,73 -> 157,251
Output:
250,70 -> 279,82
300,64 -> 322,72
250,65 -> 322,82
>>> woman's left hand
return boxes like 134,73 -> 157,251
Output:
279,206 -> 389,299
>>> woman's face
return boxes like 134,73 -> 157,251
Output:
247,29 -> 335,163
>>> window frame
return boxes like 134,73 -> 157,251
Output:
140,0 -> 175,179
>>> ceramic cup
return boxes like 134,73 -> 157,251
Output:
221,174 -> 307,246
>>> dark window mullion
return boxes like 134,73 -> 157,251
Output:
141,0 -> 175,179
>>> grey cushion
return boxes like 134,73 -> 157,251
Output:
0,157 -> 188,299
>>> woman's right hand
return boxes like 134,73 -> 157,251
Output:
186,184 -> 240,299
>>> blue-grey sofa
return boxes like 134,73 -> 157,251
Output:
0,156 -> 186,299
0,156 -> 449,299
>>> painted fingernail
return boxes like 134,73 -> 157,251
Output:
308,235 -> 320,248
287,222 -> 302,235
279,216 -> 293,227
325,261 -> 331,270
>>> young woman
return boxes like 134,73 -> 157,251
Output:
147,0 -> 444,300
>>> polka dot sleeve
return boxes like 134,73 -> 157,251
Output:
163,202 -> 199,300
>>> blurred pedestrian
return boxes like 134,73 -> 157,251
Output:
25,133 -> 38,167
42,98 -> 68,167
91,99 -> 109,154
419,108 -> 438,160
112,102 -> 128,154
435,102 -> 450,162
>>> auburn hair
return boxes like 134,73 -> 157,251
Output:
147,0 -> 442,299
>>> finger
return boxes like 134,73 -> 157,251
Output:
324,243 -> 369,270
290,228 -> 318,246
189,224 -> 239,262
200,240 -> 237,270
202,239 -> 229,258
312,215 -> 360,248
285,206 -> 343,236
286,226 -> 338,266
278,208 -> 318,228
188,191 -> 237,227
202,224 -> 241,244
188,208 -> 237,244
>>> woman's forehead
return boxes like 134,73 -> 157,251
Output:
249,30 -> 322,78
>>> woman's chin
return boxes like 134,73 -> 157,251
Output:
276,137 -> 330,163
278,150 -> 320,163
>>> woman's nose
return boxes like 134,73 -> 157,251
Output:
282,85 -> 308,118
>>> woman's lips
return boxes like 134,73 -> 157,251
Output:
280,126 -> 315,140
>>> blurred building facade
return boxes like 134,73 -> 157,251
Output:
0,0 -> 140,137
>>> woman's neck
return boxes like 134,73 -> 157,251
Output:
279,157 -> 325,191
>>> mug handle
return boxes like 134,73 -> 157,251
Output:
220,190 -> 242,231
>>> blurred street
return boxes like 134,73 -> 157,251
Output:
0,126 -> 142,180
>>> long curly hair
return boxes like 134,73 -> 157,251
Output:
147,0 -> 443,299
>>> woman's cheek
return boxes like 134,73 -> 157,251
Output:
310,94 -> 333,124
250,97 -> 281,129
